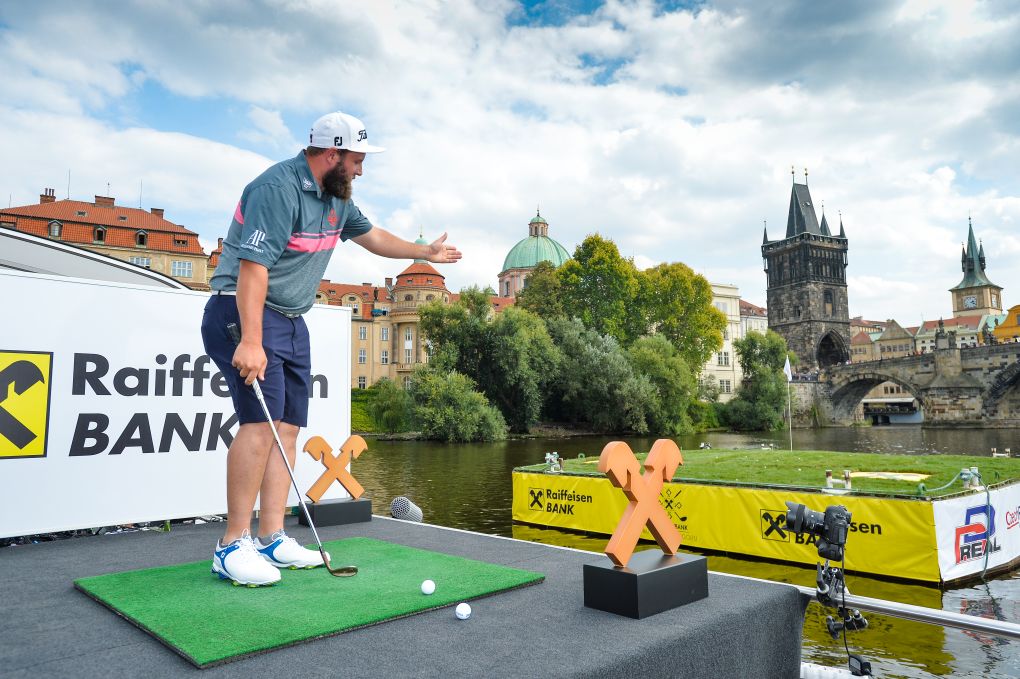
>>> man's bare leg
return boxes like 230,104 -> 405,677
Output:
256,422 -> 299,537
222,422 -> 275,544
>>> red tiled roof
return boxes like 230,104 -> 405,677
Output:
396,262 -> 444,278
2,198 -> 197,234
918,315 -> 983,332
851,331 -> 873,344
739,299 -> 767,316
1,197 -> 205,255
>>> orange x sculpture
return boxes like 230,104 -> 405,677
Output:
598,439 -> 684,567
302,435 -> 367,503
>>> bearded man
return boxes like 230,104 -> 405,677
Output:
202,111 -> 460,586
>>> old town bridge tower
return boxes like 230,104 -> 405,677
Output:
762,177 -> 851,370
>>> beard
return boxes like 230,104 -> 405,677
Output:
322,161 -> 353,200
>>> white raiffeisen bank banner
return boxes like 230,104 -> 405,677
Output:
0,270 -> 352,538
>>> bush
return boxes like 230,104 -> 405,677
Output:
366,378 -> 413,433
688,400 -> 721,431
350,388 -> 376,432
408,368 -> 507,442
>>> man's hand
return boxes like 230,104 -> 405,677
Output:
427,232 -> 462,264
232,339 -> 267,385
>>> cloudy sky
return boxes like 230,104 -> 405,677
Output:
2,0 -> 1018,322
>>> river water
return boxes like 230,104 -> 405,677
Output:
354,426 -> 1020,678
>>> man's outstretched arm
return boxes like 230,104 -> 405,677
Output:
352,228 -> 462,264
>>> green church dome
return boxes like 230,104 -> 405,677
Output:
502,233 -> 570,271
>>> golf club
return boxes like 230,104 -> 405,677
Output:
226,322 -> 357,577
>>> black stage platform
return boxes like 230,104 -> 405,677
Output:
1,517 -> 807,678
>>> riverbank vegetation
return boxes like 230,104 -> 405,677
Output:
517,448 -> 1020,498
363,234 -> 791,441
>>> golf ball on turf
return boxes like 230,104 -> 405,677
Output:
455,603 -> 471,620
421,579 -> 436,595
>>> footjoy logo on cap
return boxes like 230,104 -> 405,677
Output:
0,351 -> 53,459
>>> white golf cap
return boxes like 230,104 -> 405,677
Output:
308,111 -> 385,154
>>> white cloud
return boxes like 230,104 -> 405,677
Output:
0,0 -> 1018,322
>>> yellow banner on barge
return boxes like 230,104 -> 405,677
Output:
512,471 -> 939,582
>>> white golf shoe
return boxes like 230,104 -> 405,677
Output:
212,530 -> 282,587
256,530 -> 329,569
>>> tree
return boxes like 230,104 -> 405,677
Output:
420,289 -> 560,433
627,334 -> 697,435
367,378 -> 412,432
477,306 -> 561,433
515,260 -> 565,320
407,367 -> 507,442
720,330 -> 790,431
557,234 -> 642,345
638,262 -> 726,369
544,317 -> 653,433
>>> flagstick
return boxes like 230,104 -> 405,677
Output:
787,379 -> 794,452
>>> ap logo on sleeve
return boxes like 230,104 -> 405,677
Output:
0,351 -> 53,459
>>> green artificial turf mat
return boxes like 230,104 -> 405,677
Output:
74,537 -> 544,668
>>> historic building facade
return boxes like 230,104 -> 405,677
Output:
497,211 -> 570,298
762,179 -> 851,369
950,218 -> 1002,318
0,189 -> 208,289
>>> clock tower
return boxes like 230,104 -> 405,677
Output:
950,218 -> 1002,317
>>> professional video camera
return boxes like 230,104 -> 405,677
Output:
784,500 -> 850,562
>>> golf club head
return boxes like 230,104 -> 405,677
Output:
322,547 -> 358,577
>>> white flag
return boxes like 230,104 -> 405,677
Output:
783,356 -> 792,381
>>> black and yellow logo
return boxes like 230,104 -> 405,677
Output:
0,351 -> 53,459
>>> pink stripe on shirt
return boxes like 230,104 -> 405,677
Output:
287,232 -> 341,253
234,201 -> 244,225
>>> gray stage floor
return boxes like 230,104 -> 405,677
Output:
1,516 -> 807,678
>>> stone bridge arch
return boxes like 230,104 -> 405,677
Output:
984,360 -> 1020,420
825,369 -> 925,421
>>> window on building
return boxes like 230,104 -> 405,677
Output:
381,350 -> 389,365
357,376 -> 367,389
405,348 -> 412,363
358,349 -> 366,364
48,220 -> 62,238
720,379 -> 732,393
404,294 -> 413,301
824,290 -> 834,316
118,215 -> 128,222
723,328 -> 729,340
173,235 -> 187,247
403,376 -> 412,389
94,226 -> 106,243
381,327 -> 389,341
426,294 -> 434,301
406,278 -> 413,284
718,351 -> 730,367
135,230 -> 148,247
75,210 -> 87,217
129,256 -> 151,268
504,281 -> 510,296
359,326 -> 367,340
405,328 -> 413,341
171,260 -> 193,278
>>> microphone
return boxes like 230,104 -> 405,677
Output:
390,496 -> 423,523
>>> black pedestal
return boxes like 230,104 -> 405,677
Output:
298,497 -> 372,527
583,549 -> 709,619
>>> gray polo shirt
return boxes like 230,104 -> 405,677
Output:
210,151 -> 372,315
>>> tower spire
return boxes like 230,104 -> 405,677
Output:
762,219 -> 769,244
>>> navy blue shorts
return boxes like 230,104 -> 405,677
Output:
201,294 -> 311,427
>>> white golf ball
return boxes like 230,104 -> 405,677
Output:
421,579 -> 436,595
455,602 -> 471,620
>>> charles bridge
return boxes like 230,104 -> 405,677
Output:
793,343 -> 1020,428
